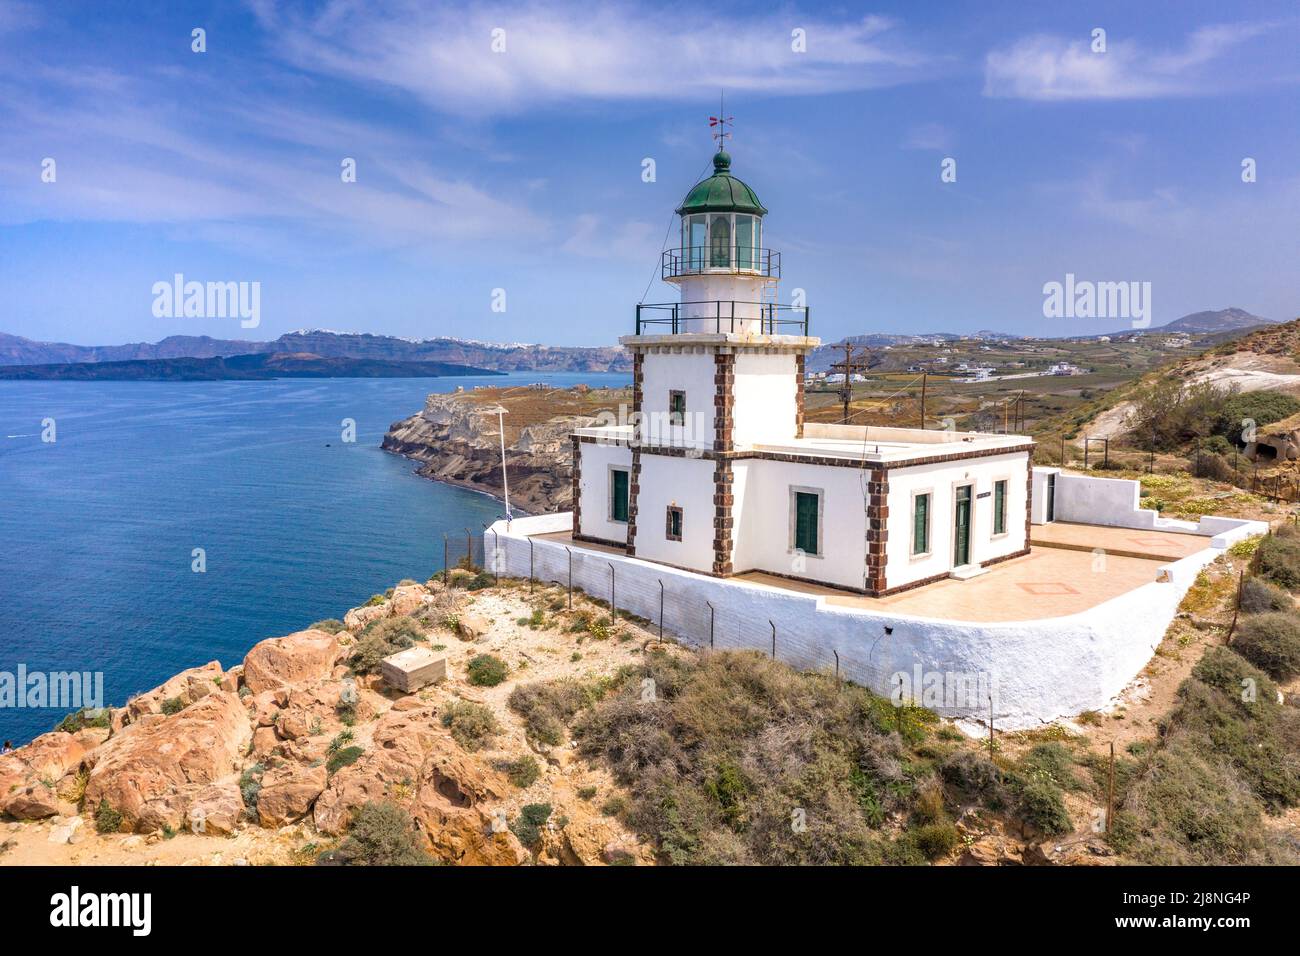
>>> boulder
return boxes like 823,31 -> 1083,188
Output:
0,731 -> 90,819
343,603 -> 388,633
251,726 -> 280,758
458,612 -> 490,641
83,692 -> 252,832
257,763 -> 327,828
187,780 -> 244,835
242,629 -> 342,695
48,816 -> 84,845
313,708 -> 504,840
124,661 -> 223,723
390,584 -> 430,617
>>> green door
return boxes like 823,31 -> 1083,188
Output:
794,491 -> 819,555
611,470 -> 629,522
954,486 -> 972,566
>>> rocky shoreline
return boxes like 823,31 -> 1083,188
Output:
382,386 -> 624,515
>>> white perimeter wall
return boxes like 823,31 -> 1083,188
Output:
490,511 -> 1262,728
576,441 -> 632,543
886,453 -> 1029,589
732,351 -> 799,447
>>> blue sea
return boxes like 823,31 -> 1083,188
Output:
0,373 -> 628,746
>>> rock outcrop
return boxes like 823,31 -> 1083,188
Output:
381,388 -> 614,513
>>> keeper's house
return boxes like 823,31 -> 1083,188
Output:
570,149 -> 1034,596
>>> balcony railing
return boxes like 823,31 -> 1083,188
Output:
661,246 -> 780,280
634,300 -> 810,336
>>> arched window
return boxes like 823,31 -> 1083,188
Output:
735,215 -> 754,270
709,215 -> 731,267
684,215 -> 706,270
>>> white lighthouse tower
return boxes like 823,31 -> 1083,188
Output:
568,129 -> 1032,596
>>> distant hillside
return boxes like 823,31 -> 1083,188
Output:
0,352 -> 501,382
0,330 -> 632,372
1159,308 -> 1276,334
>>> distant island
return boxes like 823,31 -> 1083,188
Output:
0,352 -> 502,382
0,329 -> 632,373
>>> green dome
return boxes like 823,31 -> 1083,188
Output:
675,151 -> 767,216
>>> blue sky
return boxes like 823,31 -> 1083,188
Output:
1,0 -> 1297,347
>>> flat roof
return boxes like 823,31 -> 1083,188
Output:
571,422 -> 1032,463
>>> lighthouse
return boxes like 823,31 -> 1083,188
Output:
568,133 -> 1033,596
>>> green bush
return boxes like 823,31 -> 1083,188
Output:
350,617 -> 425,674
440,701 -> 500,752
466,654 -> 508,687
1232,612 -> 1300,681
1015,777 -> 1072,836
325,801 -> 430,866
1111,736 -> 1290,864
310,618 -> 346,634
939,750 -> 1010,809
239,764 -> 265,810
94,799 -> 123,834
160,696 -> 185,716
510,803 -> 552,848
505,755 -> 541,788
912,821 -> 960,860
327,745 -> 365,775
53,708 -> 111,734
1257,536 -> 1300,591
1239,577 -> 1293,614
507,680 -> 600,746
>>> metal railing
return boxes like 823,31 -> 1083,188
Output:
634,299 -> 810,336
661,246 -> 780,280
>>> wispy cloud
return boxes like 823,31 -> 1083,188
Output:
901,122 -> 953,151
983,22 -> 1275,100
265,2 -> 935,114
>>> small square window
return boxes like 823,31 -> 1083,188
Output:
668,390 -> 686,426
665,505 -> 683,541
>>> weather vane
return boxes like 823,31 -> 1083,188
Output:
709,92 -> 733,148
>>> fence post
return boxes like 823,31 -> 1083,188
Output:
608,562 -> 616,626
1106,741 -> 1115,836
658,580 -> 664,641
833,650 -> 840,685
988,695 -> 994,758
565,547 -> 573,610
706,601 -> 714,650
769,620 -> 776,660
443,534 -> 449,584
464,528 -> 473,569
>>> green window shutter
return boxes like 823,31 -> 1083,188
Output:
913,494 -> 929,554
612,470 -> 629,522
794,492 -> 819,554
994,481 -> 1006,535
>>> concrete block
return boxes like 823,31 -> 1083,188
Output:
381,647 -> 447,693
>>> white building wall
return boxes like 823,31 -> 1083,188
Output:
632,453 -> 716,571
639,351 -> 716,450
885,453 -> 1029,589
676,274 -> 769,331
732,351 -> 799,447
576,441 -> 632,544
734,458 -> 869,591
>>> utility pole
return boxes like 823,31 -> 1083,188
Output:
494,406 -> 512,521
920,371 -> 927,430
828,342 -> 872,424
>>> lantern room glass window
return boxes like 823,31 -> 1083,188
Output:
709,215 -> 731,267
678,213 -> 765,273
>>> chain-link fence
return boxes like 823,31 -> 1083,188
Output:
478,525 -> 987,715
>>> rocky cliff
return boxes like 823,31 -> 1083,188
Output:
0,581 -> 656,866
382,386 -> 629,514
